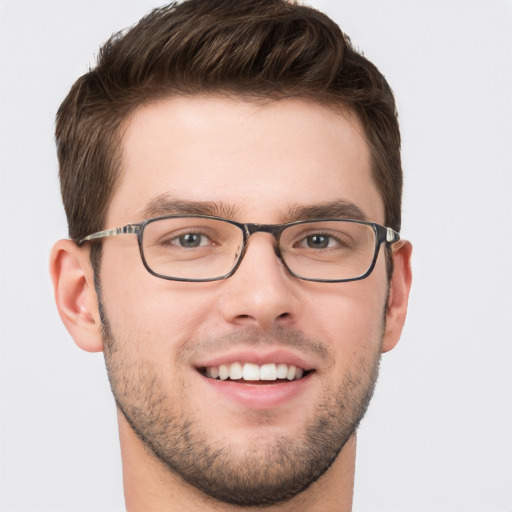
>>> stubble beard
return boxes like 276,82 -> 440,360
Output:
99,297 -> 383,507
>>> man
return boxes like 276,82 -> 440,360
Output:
50,0 -> 412,510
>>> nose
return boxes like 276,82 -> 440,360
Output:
217,232 -> 301,330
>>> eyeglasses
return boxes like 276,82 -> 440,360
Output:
78,215 -> 400,283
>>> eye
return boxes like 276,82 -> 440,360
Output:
171,232 -> 211,248
298,233 -> 341,250
304,234 -> 334,249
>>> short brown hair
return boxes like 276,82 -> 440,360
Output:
56,0 -> 402,245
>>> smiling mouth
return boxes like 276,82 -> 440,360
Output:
199,362 -> 311,382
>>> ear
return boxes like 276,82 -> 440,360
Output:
50,239 -> 104,352
381,240 -> 413,353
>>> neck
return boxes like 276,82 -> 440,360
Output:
118,411 -> 356,512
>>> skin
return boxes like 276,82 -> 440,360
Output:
51,96 -> 412,511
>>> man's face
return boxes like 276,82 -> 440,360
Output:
98,96 -> 391,506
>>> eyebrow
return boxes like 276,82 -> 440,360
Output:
140,195 -> 237,219
139,195 -> 368,223
286,200 -> 368,222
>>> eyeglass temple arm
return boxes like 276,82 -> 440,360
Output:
386,227 -> 400,244
78,224 -> 140,245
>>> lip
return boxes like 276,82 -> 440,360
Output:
199,371 -> 314,409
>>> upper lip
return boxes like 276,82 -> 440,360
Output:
194,348 -> 316,371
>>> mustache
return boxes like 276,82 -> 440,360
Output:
178,325 -> 331,365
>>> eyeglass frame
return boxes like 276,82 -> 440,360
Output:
77,214 -> 400,283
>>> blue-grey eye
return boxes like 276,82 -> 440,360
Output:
177,233 -> 206,247
306,234 -> 331,249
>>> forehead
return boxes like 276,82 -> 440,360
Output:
107,96 -> 383,225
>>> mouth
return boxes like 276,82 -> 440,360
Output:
196,355 -> 316,408
199,362 -> 312,383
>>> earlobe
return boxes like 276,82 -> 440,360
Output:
50,239 -> 104,353
381,241 -> 413,353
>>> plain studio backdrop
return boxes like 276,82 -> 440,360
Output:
0,1 -> 511,511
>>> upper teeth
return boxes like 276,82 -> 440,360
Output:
205,362 -> 305,381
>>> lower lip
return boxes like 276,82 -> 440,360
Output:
200,373 -> 313,409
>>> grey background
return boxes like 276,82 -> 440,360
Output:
1,1 -> 511,510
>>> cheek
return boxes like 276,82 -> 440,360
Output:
99,246 -> 218,357
300,273 -> 388,369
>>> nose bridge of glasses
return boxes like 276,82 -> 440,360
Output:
244,223 -> 282,236
243,223 -> 284,258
